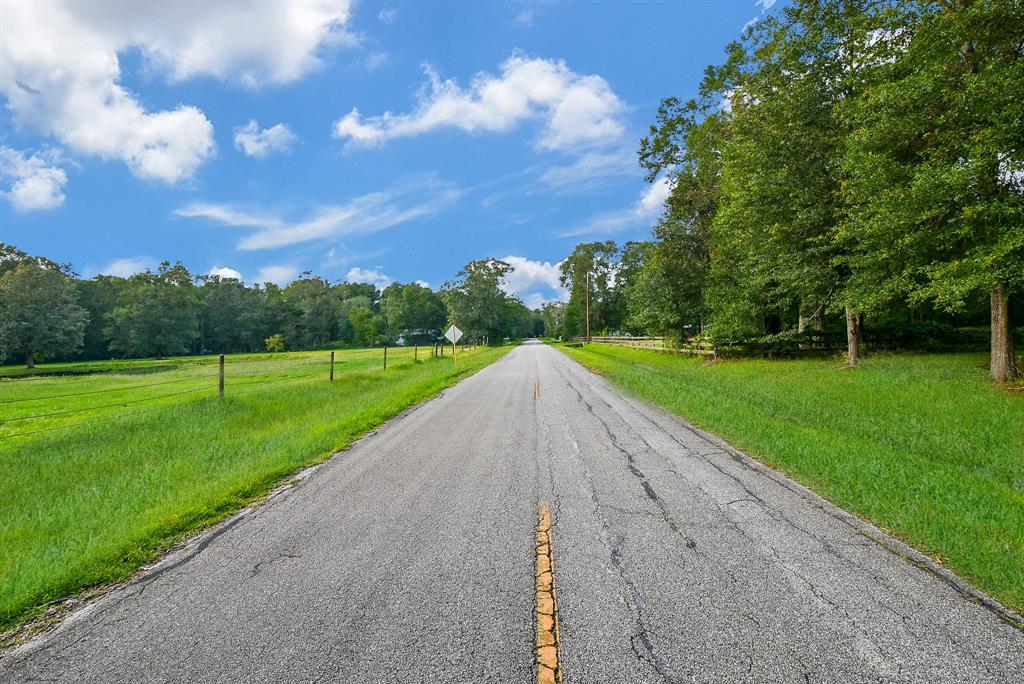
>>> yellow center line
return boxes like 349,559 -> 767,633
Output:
535,503 -> 562,683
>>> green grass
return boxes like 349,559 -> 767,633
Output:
556,343 -> 1024,613
0,344 -> 508,629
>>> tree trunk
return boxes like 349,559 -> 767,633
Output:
813,311 -> 825,332
845,305 -> 861,367
25,351 -> 34,369
990,283 -> 1020,382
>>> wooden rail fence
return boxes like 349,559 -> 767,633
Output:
570,336 -> 716,356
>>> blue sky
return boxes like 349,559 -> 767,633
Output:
1,0 -> 775,308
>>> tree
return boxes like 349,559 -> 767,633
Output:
559,242 -> 621,337
442,258 -> 517,342
381,282 -> 447,344
105,262 -> 199,358
711,1 -> 882,362
636,60 -> 735,340
843,0 -> 1024,380
540,302 -> 567,339
0,262 -> 88,367
348,305 -> 378,347
264,333 -> 285,352
77,275 -> 128,359
283,275 -> 338,348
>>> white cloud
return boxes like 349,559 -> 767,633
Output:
414,279 -> 431,289
347,266 -> 394,289
332,55 -> 625,151
175,179 -> 461,250
538,148 -> 637,192
378,7 -> 399,24
499,255 -> 568,308
257,264 -> 299,286
0,147 -> 68,211
233,120 -> 297,157
756,0 -> 778,9
365,52 -> 390,71
97,257 -> 153,278
562,176 -> 673,237
514,10 -> 535,26
208,266 -> 243,280
0,1 -> 353,184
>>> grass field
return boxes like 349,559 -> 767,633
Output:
556,343 -> 1024,614
0,344 -> 508,630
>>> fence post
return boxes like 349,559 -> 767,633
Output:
330,351 -> 335,382
218,354 -> 225,398
414,344 -> 418,361
384,344 -> 388,369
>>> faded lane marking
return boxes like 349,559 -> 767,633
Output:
535,378 -> 541,400
536,503 -> 562,683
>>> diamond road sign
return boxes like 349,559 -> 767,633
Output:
444,325 -> 463,344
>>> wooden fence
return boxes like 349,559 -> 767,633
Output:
570,336 -> 716,356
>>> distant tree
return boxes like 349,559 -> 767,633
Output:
264,333 -> 286,352
76,275 -> 128,359
105,262 -> 199,358
283,275 -> 338,347
381,282 -> 447,343
0,262 -> 88,367
197,275 -> 258,353
540,302 -> 567,339
348,305 -> 378,347
442,258 -> 516,343
559,242 -> 620,336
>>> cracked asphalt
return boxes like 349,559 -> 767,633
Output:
3,340 -> 1023,682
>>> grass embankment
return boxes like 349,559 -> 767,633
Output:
0,345 -> 508,630
557,343 -> 1024,613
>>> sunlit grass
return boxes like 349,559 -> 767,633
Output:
557,343 -> 1024,613
0,344 -> 508,629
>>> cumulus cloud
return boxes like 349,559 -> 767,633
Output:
499,255 -> 568,308
176,178 -> 461,250
562,176 -> 672,237
332,55 -> 625,151
208,266 -> 243,280
347,267 -> 394,289
756,0 -> 778,9
257,264 -> 299,286
0,147 -> 68,211
96,257 -> 153,278
0,1 -> 352,184
234,120 -> 297,157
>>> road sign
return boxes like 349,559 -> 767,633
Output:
444,325 -> 463,344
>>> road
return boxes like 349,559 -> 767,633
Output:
3,341 -> 1022,683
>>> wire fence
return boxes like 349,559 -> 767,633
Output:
0,343 -> 479,441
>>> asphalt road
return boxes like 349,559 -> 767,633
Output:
3,341 -> 1022,683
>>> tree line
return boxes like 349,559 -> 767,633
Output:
0,243 -> 542,368
547,0 -> 1022,380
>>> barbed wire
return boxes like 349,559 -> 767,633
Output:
0,373 -> 220,404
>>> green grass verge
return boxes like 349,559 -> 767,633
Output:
0,344 -> 509,629
555,343 -> 1024,613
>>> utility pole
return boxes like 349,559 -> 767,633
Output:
585,271 -> 591,343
